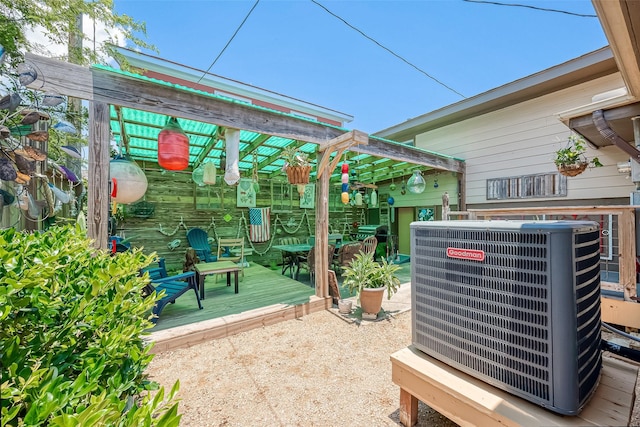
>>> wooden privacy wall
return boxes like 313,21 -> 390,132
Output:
114,166 -> 352,271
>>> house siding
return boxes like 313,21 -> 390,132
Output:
414,73 -> 634,206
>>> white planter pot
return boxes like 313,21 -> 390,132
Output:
338,299 -> 352,314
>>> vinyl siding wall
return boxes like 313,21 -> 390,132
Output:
414,73 -> 635,206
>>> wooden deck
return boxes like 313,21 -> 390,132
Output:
150,263 -> 314,327
391,346 -> 638,427
147,260 -> 413,352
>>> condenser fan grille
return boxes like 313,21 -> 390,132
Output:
411,221 -> 601,415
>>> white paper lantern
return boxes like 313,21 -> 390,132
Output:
110,158 -> 148,204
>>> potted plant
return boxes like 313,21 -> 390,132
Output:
342,251 -> 401,317
281,145 -> 312,185
554,133 -> 603,177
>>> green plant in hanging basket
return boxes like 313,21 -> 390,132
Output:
554,133 -> 603,177
280,145 -> 312,184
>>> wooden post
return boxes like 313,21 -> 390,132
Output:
618,208 -> 636,300
399,388 -> 418,426
315,149 -> 330,298
87,101 -> 110,249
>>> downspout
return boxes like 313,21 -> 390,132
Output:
593,110 -> 640,286
593,109 -> 640,162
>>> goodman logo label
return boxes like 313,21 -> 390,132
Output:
446,247 -> 485,262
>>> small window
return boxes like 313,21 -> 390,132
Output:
487,173 -> 567,200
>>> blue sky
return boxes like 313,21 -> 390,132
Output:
112,0 -> 608,134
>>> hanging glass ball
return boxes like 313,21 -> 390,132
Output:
387,196 -> 395,205
407,170 -> 426,194
17,63 -> 37,86
192,163 -> 205,186
390,183 -> 397,191
110,157 -> 148,204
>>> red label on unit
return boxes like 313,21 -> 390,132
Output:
446,247 -> 485,262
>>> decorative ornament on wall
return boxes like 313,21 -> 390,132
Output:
237,177 -> 256,208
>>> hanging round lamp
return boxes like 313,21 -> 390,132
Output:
110,157 -> 148,204
192,163 -> 205,186
407,170 -> 426,194
158,117 -> 189,171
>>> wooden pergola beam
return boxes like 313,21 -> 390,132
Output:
316,130 -> 369,179
25,54 -> 464,174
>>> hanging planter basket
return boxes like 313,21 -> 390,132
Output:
285,165 -> 311,185
557,162 -> 588,177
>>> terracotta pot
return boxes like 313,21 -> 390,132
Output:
285,165 -> 311,184
359,287 -> 385,316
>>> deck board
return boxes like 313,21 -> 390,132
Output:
150,263 -> 316,331
391,346 -> 638,427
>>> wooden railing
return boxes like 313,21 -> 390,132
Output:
443,206 -> 640,328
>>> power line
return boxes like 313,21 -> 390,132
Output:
463,0 -> 598,18
198,0 -> 260,83
310,0 -> 466,99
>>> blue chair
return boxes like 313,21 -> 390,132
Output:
186,228 -> 217,262
142,258 -> 203,323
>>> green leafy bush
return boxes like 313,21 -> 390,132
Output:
0,225 -> 181,426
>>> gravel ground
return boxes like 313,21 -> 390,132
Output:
146,310 -> 457,427
147,310 -> 640,427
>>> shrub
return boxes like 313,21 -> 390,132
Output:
0,225 -> 181,426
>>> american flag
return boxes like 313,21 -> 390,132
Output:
249,207 -> 270,242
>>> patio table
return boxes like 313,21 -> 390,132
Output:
195,261 -> 240,299
273,243 -> 312,279
273,242 -> 342,280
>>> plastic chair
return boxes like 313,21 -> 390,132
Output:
141,258 -> 203,323
186,228 -> 217,262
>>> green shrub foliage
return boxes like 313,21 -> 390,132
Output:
0,226 -> 181,426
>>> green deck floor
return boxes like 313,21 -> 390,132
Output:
150,260 -> 412,332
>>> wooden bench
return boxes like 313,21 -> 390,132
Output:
391,345 -> 638,426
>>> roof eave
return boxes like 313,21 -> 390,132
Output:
374,47 -> 617,142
